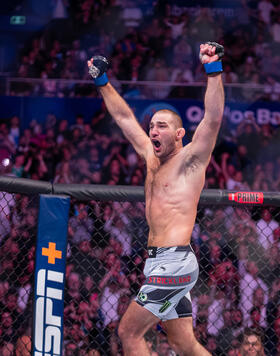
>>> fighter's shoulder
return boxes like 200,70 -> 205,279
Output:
181,143 -> 205,169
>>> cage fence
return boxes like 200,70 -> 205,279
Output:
0,180 -> 279,356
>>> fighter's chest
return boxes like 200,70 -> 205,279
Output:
146,167 -> 175,187
146,159 -> 184,193
145,153 -> 200,193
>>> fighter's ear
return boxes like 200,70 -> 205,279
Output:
176,127 -> 185,140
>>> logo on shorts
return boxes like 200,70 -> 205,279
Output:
159,300 -> 171,313
138,292 -> 148,302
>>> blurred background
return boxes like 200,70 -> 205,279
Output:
0,0 -> 280,355
0,0 -> 279,190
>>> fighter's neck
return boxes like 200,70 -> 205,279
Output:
158,146 -> 183,164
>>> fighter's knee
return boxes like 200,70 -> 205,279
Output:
118,319 -> 137,341
168,332 -> 196,353
118,320 -> 128,341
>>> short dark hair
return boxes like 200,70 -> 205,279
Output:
242,327 -> 263,343
156,109 -> 183,129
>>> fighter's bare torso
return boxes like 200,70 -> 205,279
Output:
145,145 -> 206,247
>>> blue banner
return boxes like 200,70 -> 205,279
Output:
32,195 -> 70,356
0,96 -> 279,131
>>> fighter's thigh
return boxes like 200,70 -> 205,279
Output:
119,300 -> 160,338
163,317 -> 195,344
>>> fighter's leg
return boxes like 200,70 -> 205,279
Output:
118,300 -> 160,356
163,317 -> 211,356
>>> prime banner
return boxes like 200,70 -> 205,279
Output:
32,195 -> 70,356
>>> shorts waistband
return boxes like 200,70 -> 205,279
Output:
147,245 -> 193,258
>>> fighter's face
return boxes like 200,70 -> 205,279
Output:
149,112 -> 177,159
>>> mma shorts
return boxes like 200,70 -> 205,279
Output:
135,245 -> 199,321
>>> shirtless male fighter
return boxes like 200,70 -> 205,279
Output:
88,42 -> 225,356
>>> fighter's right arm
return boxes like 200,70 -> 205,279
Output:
99,83 -> 151,159
88,57 -> 151,160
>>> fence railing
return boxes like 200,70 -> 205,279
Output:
0,176 -> 280,355
3,77 -> 270,102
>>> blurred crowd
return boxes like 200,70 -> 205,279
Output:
1,0 -> 280,355
0,177 -> 280,355
0,109 -> 280,192
9,0 -> 280,100
0,107 -> 279,355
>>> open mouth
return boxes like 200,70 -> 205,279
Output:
152,140 -> 161,151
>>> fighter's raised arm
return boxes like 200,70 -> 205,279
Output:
189,42 -> 225,165
88,57 -> 151,160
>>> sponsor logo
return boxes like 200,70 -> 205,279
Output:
159,300 -> 172,313
33,195 -> 69,356
159,266 -> 166,271
42,242 -> 62,264
34,268 -> 64,356
34,242 -> 64,356
138,292 -> 148,302
228,192 -> 264,204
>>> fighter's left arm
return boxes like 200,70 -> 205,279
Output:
189,42 -> 225,165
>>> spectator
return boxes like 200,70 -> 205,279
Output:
99,274 -> 129,328
207,285 -> 228,336
157,338 -> 175,356
65,271 -> 81,305
87,350 -> 101,356
239,260 -> 268,327
8,116 -> 20,147
0,130 -> 15,167
215,309 -> 234,353
221,152 -> 250,190
248,307 -> 266,336
231,308 -> 244,338
1,342 -> 14,356
271,11 -> 280,43
68,203 -> 94,244
262,243 -> 280,286
172,35 -> 192,65
256,208 -> 279,250
222,64 -> 239,83
11,154 -> 27,178
239,328 -> 266,356
164,15 -> 187,40
144,58 -> 171,99
54,161 -> 74,183
258,0 -> 274,25
0,312 -> 15,344
190,8 -> 216,44
65,342 -> 79,356
104,202 -> 132,256
251,287 -> 267,328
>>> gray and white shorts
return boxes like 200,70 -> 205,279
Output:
135,245 -> 199,321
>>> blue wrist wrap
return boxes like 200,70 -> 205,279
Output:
94,73 -> 108,86
204,61 -> 223,75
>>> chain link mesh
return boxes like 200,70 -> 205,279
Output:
0,191 -> 279,355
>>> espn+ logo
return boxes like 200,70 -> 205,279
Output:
34,269 -> 64,356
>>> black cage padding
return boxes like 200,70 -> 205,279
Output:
1,176 -> 280,206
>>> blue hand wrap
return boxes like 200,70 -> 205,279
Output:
94,73 -> 108,86
204,61 -> 223,75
